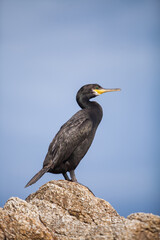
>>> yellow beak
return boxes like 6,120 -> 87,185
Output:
93,88 -> 121,95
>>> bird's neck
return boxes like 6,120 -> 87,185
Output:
76,96 -> 91,109
77,95 -> 95,109
77,96 -> 103,124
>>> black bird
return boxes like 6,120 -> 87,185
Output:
25,84 -> 120,187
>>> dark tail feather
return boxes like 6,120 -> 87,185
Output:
25,167 -> 49,188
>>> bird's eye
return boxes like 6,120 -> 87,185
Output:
96,87 -> 99,89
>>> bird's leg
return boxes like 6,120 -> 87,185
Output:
69,170 -> 78,182
63,172 -> 70,181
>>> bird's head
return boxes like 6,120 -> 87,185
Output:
77,84 -> 121,100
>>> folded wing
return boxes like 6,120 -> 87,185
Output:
43,111 -> 93,169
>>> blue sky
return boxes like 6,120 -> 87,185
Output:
0,0 -> 159,217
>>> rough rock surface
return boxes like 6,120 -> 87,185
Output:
0,180 -> 159,240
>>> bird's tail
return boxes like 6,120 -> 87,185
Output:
25,167 -> 49,188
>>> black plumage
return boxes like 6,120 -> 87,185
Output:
25,84 -> 120,187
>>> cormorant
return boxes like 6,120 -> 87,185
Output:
25,84 -> 120,187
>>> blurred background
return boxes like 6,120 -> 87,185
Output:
0,0 -> 159,217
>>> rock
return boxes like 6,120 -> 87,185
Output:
0,198 -> 55,240
0,180 -> 159,240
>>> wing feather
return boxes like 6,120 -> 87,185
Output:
43,110 -> 93,169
